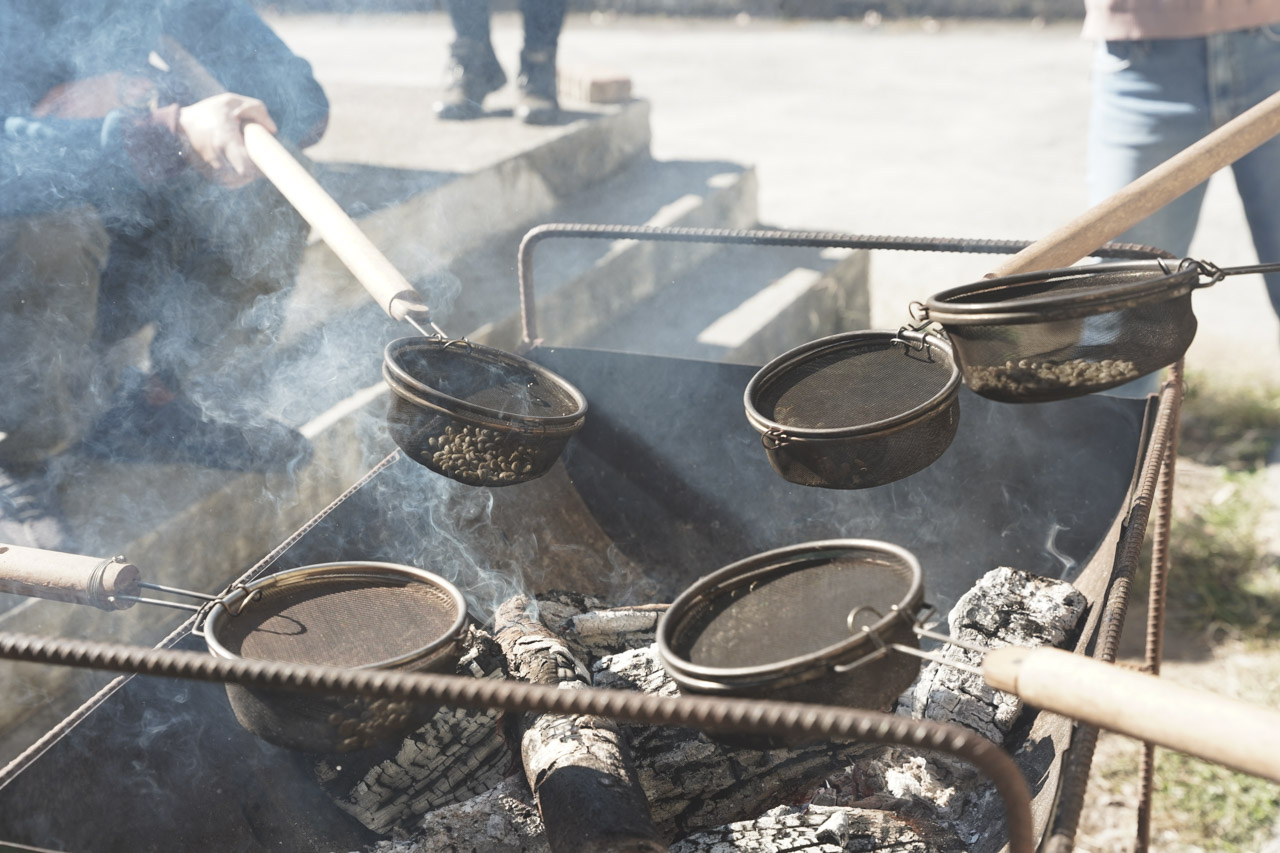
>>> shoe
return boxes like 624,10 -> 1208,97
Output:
79,371 -> 313,473
0,463 -> 70,550
434,37 -> 507,121
515,48 -> 559,125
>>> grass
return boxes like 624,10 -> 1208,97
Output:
1078,376 -> 1280,851
1157,471 -> 1279,641
1178,376 -> 1280,471
1089,742 -> 1280,853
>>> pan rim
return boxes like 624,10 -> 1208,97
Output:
656,539 -> 924,687
202,561 -> 468,672
923,259 -> 1194,325
744,330 -> 960,439
383,336 -> 588,432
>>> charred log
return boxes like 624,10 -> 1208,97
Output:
495,595 -> 667,853
340,567 -> 1087,852
314,627 -> 514,834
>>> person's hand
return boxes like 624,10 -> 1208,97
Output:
177,93 -> 277,189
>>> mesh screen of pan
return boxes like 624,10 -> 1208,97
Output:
397,346 -> 580,419
755,341 -> 953,430
215,575 -> 460,668
673,549 -> 917,669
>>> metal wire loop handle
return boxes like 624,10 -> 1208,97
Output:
1180,257 -> 1225,284
760,426 -> 789,450
440,337 -> 475,353
834,603 -> 991,678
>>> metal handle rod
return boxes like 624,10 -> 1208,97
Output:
0,629 -> 1037,853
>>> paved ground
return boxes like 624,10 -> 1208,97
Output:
272,10 -> 1280,388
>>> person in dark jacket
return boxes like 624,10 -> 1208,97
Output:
0,0 -> 330,549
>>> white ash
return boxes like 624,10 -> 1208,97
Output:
840,566 -> 1087,844
365,776 -> 547,853
667,802 -> 966,852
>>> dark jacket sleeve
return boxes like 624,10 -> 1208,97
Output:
0,107 -> 184,219
158,0 -> 330,148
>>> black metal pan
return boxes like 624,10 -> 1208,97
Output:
0,543 -> 467,753
920,258 -> 1280,403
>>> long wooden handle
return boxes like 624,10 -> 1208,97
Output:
159,38 -> 430,324
988,88 -> 1280,277
0,544 -> 139,611
984,645 -> 1280,782
240,125 -> 430,323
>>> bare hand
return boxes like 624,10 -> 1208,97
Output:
177,93 -> 278,188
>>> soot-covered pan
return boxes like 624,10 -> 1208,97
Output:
0,543 -> 467,753
920,257 -> 1280,403
657,538 -> 1280,782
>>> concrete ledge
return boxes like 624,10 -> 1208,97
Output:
575,239 -> 871,363
716,248 -> 871,364
282,99 -> 653,341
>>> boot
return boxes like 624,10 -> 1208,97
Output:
515,47 -> 559,125
434,37 -> 507,121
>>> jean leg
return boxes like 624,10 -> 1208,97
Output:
445,0 -> 492,44
0,209 -> 110,464
1222,25 -> 1280,316
1087,38 -> 1216,395
1087,38 -> 1214,256
519,0 -> 567,54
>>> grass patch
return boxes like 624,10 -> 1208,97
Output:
1151,752 -> 1279,851
1157,472 -> 1279,640
1089,733 -> 1280,852
1179,376 -> 1280,471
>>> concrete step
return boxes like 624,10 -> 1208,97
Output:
279,98 -> 653,342
439,155 -> 760,349
574,237 -> 870,363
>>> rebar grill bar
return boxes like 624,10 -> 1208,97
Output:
0,627 -> 1035,853
514,223 -> 1174,346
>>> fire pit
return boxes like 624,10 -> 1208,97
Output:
0,327 -> 1157,851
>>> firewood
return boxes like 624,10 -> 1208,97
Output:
366,776 -> 548,853
313,627 -> 514,834
495,595 -> 667,853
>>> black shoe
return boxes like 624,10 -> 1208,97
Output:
434,37 -> 507,121
80,372 -> 313,473
0,463 -> 70,550
515,48 -> 559,125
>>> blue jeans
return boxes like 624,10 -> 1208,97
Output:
1087,25 -> 1280,394
1087,25 -> 1280,311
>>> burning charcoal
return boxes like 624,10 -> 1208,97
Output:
367,777 -> 549,853
966,357 -> 1140,396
